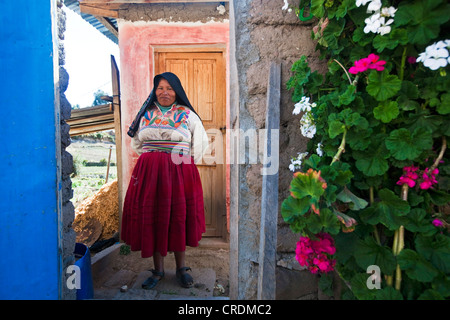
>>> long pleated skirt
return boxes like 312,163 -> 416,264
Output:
121,151 -> 205,258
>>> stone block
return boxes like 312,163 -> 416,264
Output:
276,266 -> 318,300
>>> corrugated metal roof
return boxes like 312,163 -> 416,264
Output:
63,0 -> 118,44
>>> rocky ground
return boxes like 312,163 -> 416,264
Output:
92,241 -> 230,299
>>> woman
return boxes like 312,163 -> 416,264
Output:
121,72 -> 209,289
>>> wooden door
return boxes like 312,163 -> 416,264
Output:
155,48 -> 226,238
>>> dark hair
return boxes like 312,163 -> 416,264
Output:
128,72 -> 201,137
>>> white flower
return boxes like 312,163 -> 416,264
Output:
356,0 -> 371,7
424,57 -> 448,70
381,6 -> 397,17
316,142 -> 323,157
417,40 -> 450,70
300,113 -> 316,139
378,17 -> 394,36
367,0 -> 382,12
289,152 -> 308,172
282,0 -> 289,10
363,8 -> 396,36
364,13 -> 381,34
293,96 -> 316,115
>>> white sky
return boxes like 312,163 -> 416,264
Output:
63,6 -> 120,108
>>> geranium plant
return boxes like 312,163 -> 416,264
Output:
282,0 -> 450,300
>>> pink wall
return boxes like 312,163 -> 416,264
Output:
118,21 -> 230,232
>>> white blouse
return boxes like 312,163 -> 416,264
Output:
131,103 -> 209,163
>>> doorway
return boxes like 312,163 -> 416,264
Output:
154,47 -> 227,239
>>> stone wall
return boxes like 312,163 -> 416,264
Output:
230,0 -> 327,299
57,0 -> 76,300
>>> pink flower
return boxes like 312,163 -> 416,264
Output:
295,233 -> 336,274
407,56 -> 416,64
420,168 -> 439,190
397,176 -> 417,187
349,53 -> 386,74
432,219 -> 443,227
397,165 -> 419,187
366,53 -> 386,71
349,57 -> 371,74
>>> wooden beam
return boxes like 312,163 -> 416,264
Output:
68,113 -> 115,126
95,16 -> 119,38
70,104 -> 113,119
79,3 -> 120,18
68,104 -> 115,136
69,122 -> 115,136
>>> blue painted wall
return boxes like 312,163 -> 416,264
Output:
0,0 -> 61,299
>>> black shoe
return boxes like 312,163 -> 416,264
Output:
176,267 -> 193,288
142,269 -> 164,290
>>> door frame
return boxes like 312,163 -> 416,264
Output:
152,45 -> 229,240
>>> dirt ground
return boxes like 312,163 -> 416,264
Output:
93,241 -> 230,297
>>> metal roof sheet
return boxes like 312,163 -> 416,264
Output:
63,0 -> 118,44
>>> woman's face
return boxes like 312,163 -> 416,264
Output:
155,79 -> 176,107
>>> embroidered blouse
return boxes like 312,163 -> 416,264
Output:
131,102 -> 209,163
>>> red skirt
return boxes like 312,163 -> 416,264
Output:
121,151 -> 205,258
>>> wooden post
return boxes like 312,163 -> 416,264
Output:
257,62 -> 281,300
111,55 -> 123,234
105,145 -> 112,184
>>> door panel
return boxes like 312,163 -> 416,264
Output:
155,49 -> 226,237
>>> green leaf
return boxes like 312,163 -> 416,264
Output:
310,0 -> 325,18
375,287 -> 404,300
359,189 -> 410,230
432,276 -> 450,298
290,170 -> 326,200
404,208 -> 436,235
281,196 -> 311,223
335,232 -> 359,264
354,144 -> 390,177
366,70 -> 402,101
397,81 -> 420,111
307,208 -> 340,235
415,234 -> 450,274
400,81 -> 419,99
397,95 -> 420,111
373,29 -> 408,53
331,161 -> 354,186
352,27 -> 374,46
303,154 -> 322,170
322,18 -> 346,51
385,127 -> 433,161
328,120 -> 345,138
338,85 -> 356,106
427,189 -> 450,206
395,0 -> 450,45
350,273 -> 377,300
347,127 -> 372,151
354,236 -> 397,274
337,187 -> 368,210
437,93 -> 450,115
397,249 -> 439,283
418,289 -> 445,300
373,101 -> 399,123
